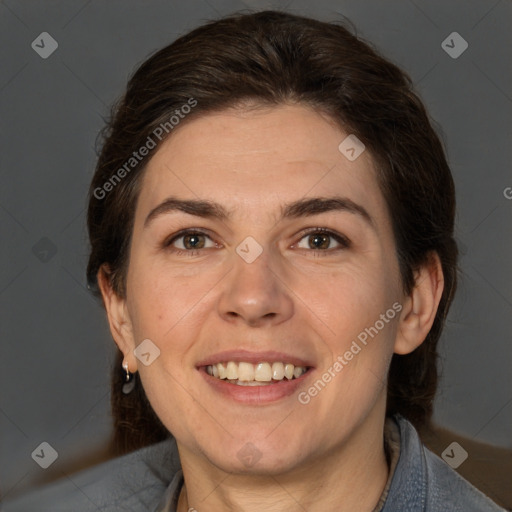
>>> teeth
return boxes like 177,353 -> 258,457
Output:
217,362 -> 227,379
272,362 -> 285,380
238,362 -> 255,381
255,362 -> 272,382
293,366 -> 303,379
235,380 -> 273,386
226,361 -> 238,380
206,361 -> 307,383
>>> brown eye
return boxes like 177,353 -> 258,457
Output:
296,229 -> 350,252
182,233 -> 206,249
308,233 -> 331,250
165,230 -> 216,253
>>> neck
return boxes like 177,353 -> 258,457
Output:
177,410 -> 390,512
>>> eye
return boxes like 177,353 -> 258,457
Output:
164,229 -> 217,254
295,228 -> 350,252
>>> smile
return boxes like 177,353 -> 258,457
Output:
206,361 -> 308,385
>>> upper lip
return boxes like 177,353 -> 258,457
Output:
196,350 -> 315,368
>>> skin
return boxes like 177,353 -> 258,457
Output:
99,104 -> 444,512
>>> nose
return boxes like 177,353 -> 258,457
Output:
217,249 -> 294,328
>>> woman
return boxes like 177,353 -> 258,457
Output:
3,10 -> 506,512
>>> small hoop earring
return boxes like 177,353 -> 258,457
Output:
122,360 -> 135,394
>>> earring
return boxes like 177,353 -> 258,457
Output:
122,360 -> 135,394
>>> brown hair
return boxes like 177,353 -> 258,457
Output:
87,10 -> 458,455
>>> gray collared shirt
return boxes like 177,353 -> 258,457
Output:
2,415 -> 505,511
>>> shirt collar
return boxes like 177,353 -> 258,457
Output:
154,469 -> 183,512
380,414 -> 428,512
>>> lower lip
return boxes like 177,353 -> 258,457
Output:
199,369 -> 313,404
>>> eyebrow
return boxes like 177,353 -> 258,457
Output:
144,196 -> 375,230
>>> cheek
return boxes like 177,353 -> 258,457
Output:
302,262 -> 395,331
127,257 -> 219,338
300,255 -> 400,385
318,308 -> 398,411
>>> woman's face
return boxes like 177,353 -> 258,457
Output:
115,104 -> 407,474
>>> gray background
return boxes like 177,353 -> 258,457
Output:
1,0 -> 511,501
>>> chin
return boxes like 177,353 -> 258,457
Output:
202,436 -> 309,476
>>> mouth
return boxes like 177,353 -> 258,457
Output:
197,350 -> 314,404
204,361 -> 310,386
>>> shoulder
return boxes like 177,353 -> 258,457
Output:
384,415 -> 506,512
422,421 -> 512,510
421,444 -> 505,511
1,437 -> 180,512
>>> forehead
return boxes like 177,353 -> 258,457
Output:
136,104 -> 388,225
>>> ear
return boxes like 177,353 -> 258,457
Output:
97,265 -> 138,372
394,252 -> 445,355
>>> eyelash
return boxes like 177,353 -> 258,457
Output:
296,228 -> 351,256
163,228 -> 351,257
